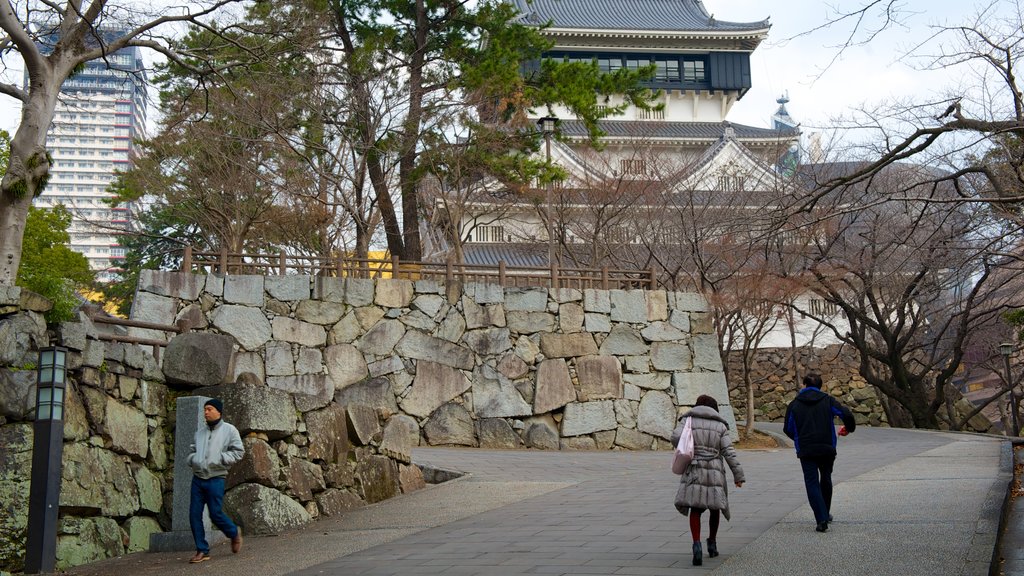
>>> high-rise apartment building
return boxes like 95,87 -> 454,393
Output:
33,35 -> 147,282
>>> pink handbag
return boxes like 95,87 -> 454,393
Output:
671,417 -> 694,475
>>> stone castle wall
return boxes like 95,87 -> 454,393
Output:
724,346 -> 889,427
0,284 -> 423,573
130,270 -> 737,451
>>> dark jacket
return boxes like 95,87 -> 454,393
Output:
783,387 -> 856,458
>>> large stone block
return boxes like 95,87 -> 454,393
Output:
0,423 -> 32,570
56,517 -> 124,570
400,361 -> 471,418
324,344 -> 368,391
265,275 -> 311,301
314,277 -> 374,306
0,312 -> 46,365
162,332 -> 237,388
651,342 -> 691,371
296,300 -> 346,325
503,287 -> 548,311
60,443 -> 140,517
599,324 -> 648,356
355,455 -> 400,504
534,359 -> 575,413
674,372 -> 730,406
282,457 -> 326,502
356,319 -> 406,356
380,414 -> 419,463
462,327 -> 512,356
375,279 -> 415,308
224,483 -> 312,535
561,400 -> 617,436
272,317 -> 327,347
334,377 -> 399,416
124,516 -> 162,553
316,489 -> 364,516
472,366 -> 532,418
395,330 -> 475,370
576,355 -> 623,401
0,368 -> 36,420
539,333 -> 598,359
523,416 -> 559,450
609,290 -> 647,323
423,403 -> 476,446
347,404 -> 382,446
477,418 -> 523,449
636,390 -> 676,440
222,382 -> 296,440
105,398 -> 148,458
210,305 -> 272,351
504,309 -> 555,334
228,437 -> 281,489
224,275 -> 265,306
138,269 -> 205,300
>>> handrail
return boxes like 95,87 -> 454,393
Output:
178,246 -> 656,290
87,313 -> 187,362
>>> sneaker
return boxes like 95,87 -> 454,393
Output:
815,521 -> 829,533
231,529 -> 243,554
828,514 -> 834,522
189,552 -> 210,563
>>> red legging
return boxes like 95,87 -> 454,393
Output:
689,508 -> 720,542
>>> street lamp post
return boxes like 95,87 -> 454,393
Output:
537,115 -> 558,267
24,346 -> 69,574
1000,342 -> 1018,437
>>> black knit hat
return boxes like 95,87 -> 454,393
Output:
204,398 -> 223,414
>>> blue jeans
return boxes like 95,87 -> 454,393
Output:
799,455 -> 835,524
190,476 -> 238,553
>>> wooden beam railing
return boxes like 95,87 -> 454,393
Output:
179,247 -> 656,290
87,314 -> 188,362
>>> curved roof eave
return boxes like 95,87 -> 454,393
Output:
542,27 -> 771,41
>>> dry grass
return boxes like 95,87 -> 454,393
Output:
735,429 -> 782,450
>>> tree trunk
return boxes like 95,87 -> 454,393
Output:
0,90 -> 58,285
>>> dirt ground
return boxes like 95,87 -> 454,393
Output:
735,428 -> 782,450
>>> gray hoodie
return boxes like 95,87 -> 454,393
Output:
188,420 -> 244,479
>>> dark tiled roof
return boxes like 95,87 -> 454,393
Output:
461,243 -> 549,267
509,0 -> 769,33
559,119 -> 799,141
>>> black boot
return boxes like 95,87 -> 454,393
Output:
706,539 -> 718,558
692,541 -> 703,566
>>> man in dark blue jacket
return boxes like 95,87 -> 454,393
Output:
783,373 -> 857,533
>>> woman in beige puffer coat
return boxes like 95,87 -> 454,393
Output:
671,394 -> 745,566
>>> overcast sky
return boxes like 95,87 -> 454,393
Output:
0,0 -> 1010,139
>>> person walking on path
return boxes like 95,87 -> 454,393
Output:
187,398 -> 245,563
783,373 -> 857,533
671,394 -> 745,566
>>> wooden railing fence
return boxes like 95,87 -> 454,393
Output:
86,314 -> 188,362
179,246 -> 656,290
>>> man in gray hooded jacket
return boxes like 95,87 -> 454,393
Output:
187,398 -> 245,563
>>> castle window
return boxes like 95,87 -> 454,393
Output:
655,60 -> 680,82
620,159 -> 647,176
683,60 -> 706,82
475,225 -> 505,243
809,299 -> 838,317
717,175 -> 746,191
636,108 -> 665,121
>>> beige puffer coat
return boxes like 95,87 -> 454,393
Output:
671,405 -> 745,520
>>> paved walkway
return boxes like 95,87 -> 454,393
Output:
66,425 -> 1010,576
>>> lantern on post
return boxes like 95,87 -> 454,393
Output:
537,115 -> 559,269
24,346 -> 69,574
